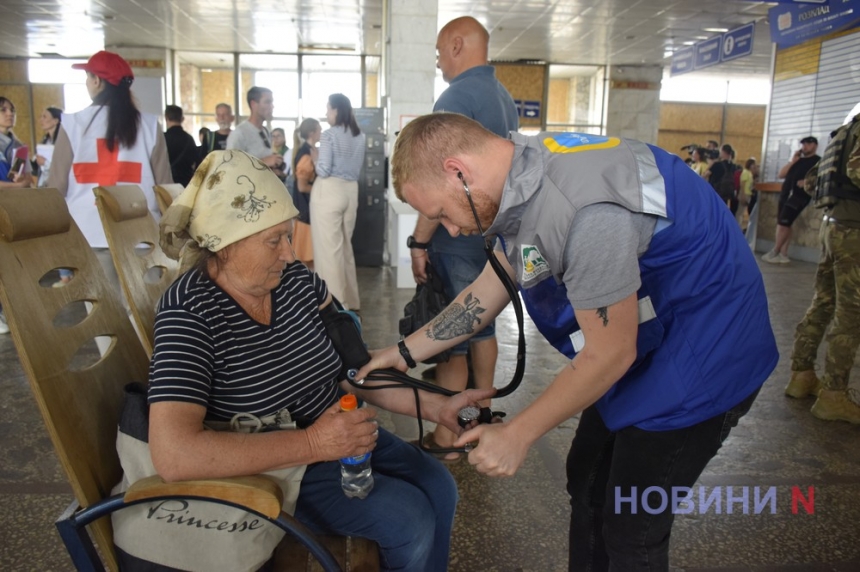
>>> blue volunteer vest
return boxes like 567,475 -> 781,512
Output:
501,135 -> 777,432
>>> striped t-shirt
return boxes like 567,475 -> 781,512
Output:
148,263 -> 342,422
315,125 -> 366,181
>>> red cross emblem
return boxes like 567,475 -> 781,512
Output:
73,139 -> 142,185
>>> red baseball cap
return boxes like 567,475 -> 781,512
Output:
72,51 -> 134,86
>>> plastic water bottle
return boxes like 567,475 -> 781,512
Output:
339,394 -> 374,499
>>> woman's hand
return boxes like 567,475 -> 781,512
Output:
305,402 -> 378,461
35,155 -> 46,167
8,171 -> 30,187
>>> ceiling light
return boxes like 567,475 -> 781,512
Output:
702,27 -> 728,33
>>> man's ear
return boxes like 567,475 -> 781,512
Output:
451,36 -> 464,57
442,157 -> 467,180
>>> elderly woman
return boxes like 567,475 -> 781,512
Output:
149,150 -> 488,572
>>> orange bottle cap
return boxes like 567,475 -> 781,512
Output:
340,394 -> 358,411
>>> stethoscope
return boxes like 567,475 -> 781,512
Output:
346,171 -> 526,455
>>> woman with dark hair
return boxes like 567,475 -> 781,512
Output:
690,147 -> 709,178
311,93 -> 366,312
0,96 -> 31,334
291,117 -> 321,269
48,51 -> 172,290
0,96 -> 31,190
34,106 -> 63,187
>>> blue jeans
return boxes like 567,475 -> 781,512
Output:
566,388 -> 759,571
294,428 -> 458,572
428,248 -> 495,355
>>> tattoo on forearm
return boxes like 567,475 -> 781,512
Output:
426,293 -> 486,341
597,307 -> 609,327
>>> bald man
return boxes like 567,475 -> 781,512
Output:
408,16 -> 519,460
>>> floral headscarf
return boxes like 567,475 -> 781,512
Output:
160,150 -> 298,269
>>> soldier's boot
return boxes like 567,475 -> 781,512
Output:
784,370 -> 822,398
810,389 -> 860,424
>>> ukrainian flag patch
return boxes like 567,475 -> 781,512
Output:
543,133 -> 621,154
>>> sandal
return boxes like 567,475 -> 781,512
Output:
418,432 -> 462,464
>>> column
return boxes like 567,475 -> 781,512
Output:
604,65 -> 663,143
384,0 -> 438,288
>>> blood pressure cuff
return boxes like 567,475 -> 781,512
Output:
320,300 -> 371,380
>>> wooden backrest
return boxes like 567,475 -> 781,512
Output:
94,185 -> 180,357
0,188 -> 151,571
153,183 -> 184,216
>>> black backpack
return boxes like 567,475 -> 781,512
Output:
715,161 -> 739,201
399,262 -> 451,364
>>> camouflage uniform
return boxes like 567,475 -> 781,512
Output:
791,115 -> 860,391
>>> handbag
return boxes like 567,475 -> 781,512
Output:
111,383 -> 306,572
399,261 -> 451,364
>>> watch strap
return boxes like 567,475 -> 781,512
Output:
407,235 -> 431,250
398,338 -> 417,369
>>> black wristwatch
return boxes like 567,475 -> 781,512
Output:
407,235 -> 431,250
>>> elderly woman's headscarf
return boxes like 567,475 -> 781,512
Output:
160,150 -> 299,270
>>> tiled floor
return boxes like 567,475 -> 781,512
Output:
1,258 -> 859,571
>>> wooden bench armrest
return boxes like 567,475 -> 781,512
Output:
125,475 -> 284,518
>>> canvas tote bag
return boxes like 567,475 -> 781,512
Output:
111,383 -> 306,572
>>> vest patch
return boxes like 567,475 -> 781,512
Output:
521,244 -> 550,281
543,133 -> 621,154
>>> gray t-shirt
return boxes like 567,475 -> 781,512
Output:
562,202 -> 657,309
226,121 -> 273,160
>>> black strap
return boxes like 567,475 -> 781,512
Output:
398,338 -> 417,369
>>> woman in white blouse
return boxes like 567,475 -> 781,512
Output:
311,93 -> 366,313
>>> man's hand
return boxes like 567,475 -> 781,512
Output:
262,153 -> 284,169
354,345 -> 409,381
434,388 -> 497,434
454,421 -> 529,477
411,250 -> 429,284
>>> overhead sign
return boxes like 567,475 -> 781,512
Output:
721,23 -> 756,62
695,37 -> 722,69
670,47 -> 695,75
671,23 -> 756,75
523,100 -> 541,119
769,0 -> 860,48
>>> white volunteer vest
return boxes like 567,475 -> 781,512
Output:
63,106 -> 160,247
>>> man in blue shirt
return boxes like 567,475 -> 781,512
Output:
408,17 -> 519,460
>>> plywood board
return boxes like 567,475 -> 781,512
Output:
725,106 -> 766,137
660,103 -> 722,133
0,58 -> 28,82
494,63 -> 545,128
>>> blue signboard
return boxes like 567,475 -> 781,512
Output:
513,99 -> 523,117
721,22 -> 756,62
670,47 -> 695,75
523,100 -> 541,119
769,0 -> 860,48
671,23 -> 757,76
694,37 -> 722,70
